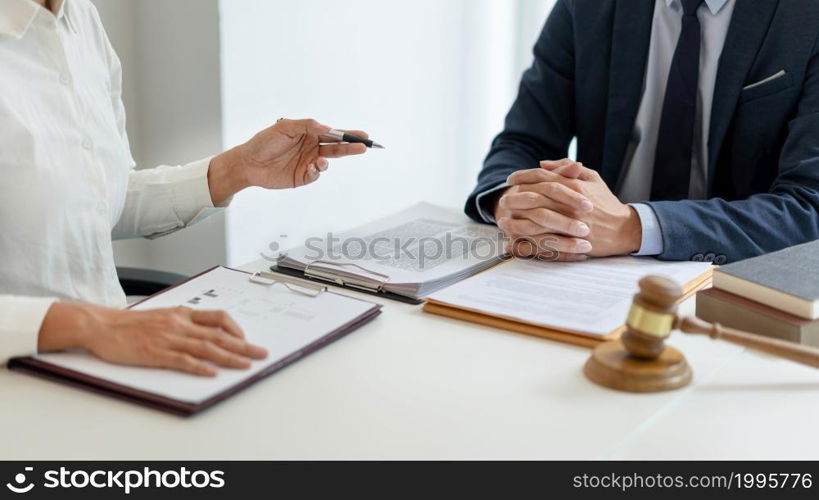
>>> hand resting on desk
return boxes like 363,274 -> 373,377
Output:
37,304 -> 268,377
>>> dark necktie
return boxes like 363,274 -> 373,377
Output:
651,0 -> 704,201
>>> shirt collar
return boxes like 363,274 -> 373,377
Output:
0,0 -> 74,39
665,0 -> 730,16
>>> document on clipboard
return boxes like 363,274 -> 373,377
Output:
8,267 -> 381,416
274,203 -> 507,304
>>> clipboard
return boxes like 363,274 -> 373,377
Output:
269,262 -> 424,305
8,266 -> 382,417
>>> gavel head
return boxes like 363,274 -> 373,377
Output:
621,276 -> 684,360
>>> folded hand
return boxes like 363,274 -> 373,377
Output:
495,159 -> 642,260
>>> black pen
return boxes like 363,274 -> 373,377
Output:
325,129 -> 385,149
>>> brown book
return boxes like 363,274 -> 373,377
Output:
696,288 -> 819,348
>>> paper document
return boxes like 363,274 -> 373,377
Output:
277,203 -> 506,299
428,257 -> 713,336
33,267 -> 379,404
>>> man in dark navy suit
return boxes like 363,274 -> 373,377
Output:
467,0 -> 819,264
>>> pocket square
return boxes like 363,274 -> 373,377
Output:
743,70 -> 787,91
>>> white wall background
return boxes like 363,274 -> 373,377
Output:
93,0 -> 555,274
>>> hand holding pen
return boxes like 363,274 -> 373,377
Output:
322,129 -> 385,149
209,118 -> 386,201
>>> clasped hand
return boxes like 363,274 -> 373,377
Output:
494,159 -> 642,261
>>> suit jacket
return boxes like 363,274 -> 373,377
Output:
465,0 -> 819,263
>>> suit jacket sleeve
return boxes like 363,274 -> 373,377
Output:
464,0 -> 577,222
647,37 -> 819,263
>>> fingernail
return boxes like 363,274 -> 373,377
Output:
580,200 -> 594,211
575,222 -> 590,237
578,241 -> 592,253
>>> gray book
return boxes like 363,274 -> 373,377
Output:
712,240 -> 819,319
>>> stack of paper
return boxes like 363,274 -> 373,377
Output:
276,203 -> 506,300
425,257 -> 714,347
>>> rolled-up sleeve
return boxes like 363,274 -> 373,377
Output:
111,157 -> 227,240
0,296 -> 56,363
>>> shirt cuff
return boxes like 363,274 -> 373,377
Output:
475,182 -> 510,224
629,203 -> 664,256
0,296 -> 57,363
171,156 -> 218,212
139,157 -> 227,239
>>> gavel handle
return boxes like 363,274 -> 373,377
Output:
677,316 -> 819,370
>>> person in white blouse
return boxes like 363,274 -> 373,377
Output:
0,0 -> 371,376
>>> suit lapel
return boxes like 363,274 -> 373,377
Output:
707,0 -> 779,191
601,0 -> 655,186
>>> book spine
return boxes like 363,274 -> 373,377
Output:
695,292 -> 818,348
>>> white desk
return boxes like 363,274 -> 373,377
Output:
2,258 -> 818,460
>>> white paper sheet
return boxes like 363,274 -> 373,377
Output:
429,257 -> 712,336
34,267 -> 378,404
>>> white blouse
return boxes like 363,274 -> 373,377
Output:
0,0 -> 222,362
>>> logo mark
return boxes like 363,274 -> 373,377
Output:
260,235 -> 288,262
6,467 -> 34,494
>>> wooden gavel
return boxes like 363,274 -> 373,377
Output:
584,275 -> 819,393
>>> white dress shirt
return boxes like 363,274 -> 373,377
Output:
619,0 -> 734,254
476,0 -> 735,256
0,0 -> 223,362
